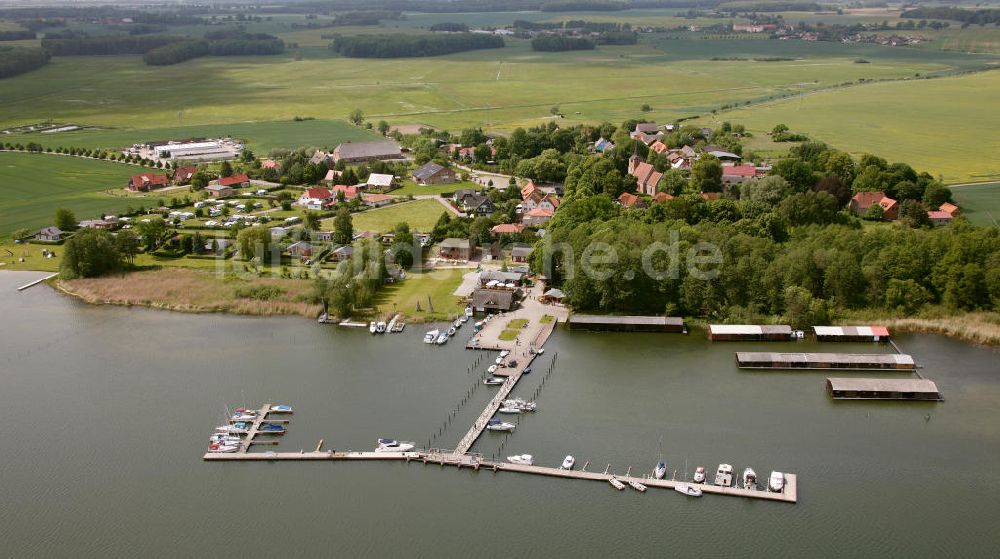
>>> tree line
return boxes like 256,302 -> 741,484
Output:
41,34 -> 186,56
42,31 -> 284,66
0,45 -> 51,79
531,36 -> 595,51
901,7 -> 1000,26
0,29 -> 35,41
330,33 -> 504,58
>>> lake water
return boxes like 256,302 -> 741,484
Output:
2,271 -> 999,557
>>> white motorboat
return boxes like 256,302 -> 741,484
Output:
674,483 -> 703,497
460,314 -> 469,323
453,319 -> 462,329
424,329 -> 439,344
447,327 -> 457,337
653,462 -> 667,480
498,407 -> 521,414
608,477 -> 626,491
499,350 -> 510,358
465,306 -> 473,317
742,468 -> 758,490
507,454 -> 533,465
627,480 -> 647,492
768,471 -> 785,493
230,413 -> 256,422
376,321 -> 387,333
486,419 -> 515,431
207,443 -> 240,453
693,465 -> 707,484
375,438 -> 415,453
536,348 -> 545,355
210,435 -> 241,445
369,321 -> 378,334
436,333 -> 448,345
561,455 -> 575,470
714,463 -> 734,487
215,425 -> 248,435
495,357 -> 504,365
484,377 -> 504,386
487,365 -> 498,374
502,399 -> 536,411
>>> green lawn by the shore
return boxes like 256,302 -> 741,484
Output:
372,267 -> 467,321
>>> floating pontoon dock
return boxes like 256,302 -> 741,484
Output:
709,324 -> 792,341
568,315 -> 685,333
736,352 -> 915,371
827,378 -> 942,401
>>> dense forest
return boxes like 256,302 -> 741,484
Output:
0,29 -> 35,41
0,45 -> 50,78
901,7 -> 1000,26
143,40 -> 210,66
330,33 -> 504,58
40,34 -> 185,56
41,29 -> 285,66
531,36 -> 595,51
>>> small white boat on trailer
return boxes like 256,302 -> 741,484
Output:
561,455 -> 575,470
674,483 -> 703,497
507,454 -> 533,465
627,480 -> 647,493
608,477 -> 626,491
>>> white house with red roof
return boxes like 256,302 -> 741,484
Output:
297,186 -> 333,210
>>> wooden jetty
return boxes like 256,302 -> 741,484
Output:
709,324 -> 792,341
453,354 -> 537,455
736,352 -> 915,371
568,315 -> 685,333
827,378 -> 942,401
16,272 -> 57,291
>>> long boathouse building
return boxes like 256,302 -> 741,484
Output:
736,352 -> 916,371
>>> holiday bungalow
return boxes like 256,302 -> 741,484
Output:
127,173 -> 170,192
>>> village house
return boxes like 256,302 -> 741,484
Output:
286,241 -> 318,258
331,140 -> 403,164
127,172 -> 170,192
938,202 -> 960,217
412,162 -> 457,185
630,123 -> 662,144
314,230 -> 333,242
330,184 -> 361,200
521,180 -> 542,200
453,188 -> 477,205
722,164 -> 760,186
297,187 -> 333,210
628,154 -> 663,196
522,207 -> 553,226
927,211 -> 954,226
594,137 -> 615,153
511,245 -> 533,263
173,166 -> 197,185
439,238 -> 475,260
35,226 -> 63,241
491,223 -> 525,237
262,159 -> 279,170
540,288 -> 566,304
329,245 -> 354,262
650,140 -> 669,154
471,287 -> 518,314
366,173 -> 396,190
705,147 -> 741,161
362,193 -> 395,208
323,169 -> 343,183
463,194 -> 495,216
217,173 -> 250,189
617,192 -> 648,209
309,150 -> 332,166
204,184 -> 235,198
269,226 -> 289,240
480,270 -> 525,287
850,191 -> 899,220
654,192 -> 674,204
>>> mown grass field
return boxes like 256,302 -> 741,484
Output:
0,152 -> 140,236
952,182 -> 1000,228
335,199 -> 449,234
696,71 -> 1000,183
371,267 -> 466,321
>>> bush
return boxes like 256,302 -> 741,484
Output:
234,284 -> 286,301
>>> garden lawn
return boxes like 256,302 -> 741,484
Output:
337,199 -> 450,234
372,267 -> 466,321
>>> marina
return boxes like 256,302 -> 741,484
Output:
735,352 -> 916,371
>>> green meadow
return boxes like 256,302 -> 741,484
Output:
952,182 -> 1000,228
0,152 -> 140,236
333,199 -> 449,234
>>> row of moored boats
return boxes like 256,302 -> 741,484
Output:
207,405 -> 293,453
424,307 -> 473,345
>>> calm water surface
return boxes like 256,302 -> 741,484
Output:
1,271 -> 999,557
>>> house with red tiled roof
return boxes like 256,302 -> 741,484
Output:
521,180 -> 541,201
650,140 -> 669,154
938,202 -> 960,216
173,166 -> 197,185
491,223 -> 526,236
362,193 -> 395,208
700,192 -> 720,200
927,210 -> 954,226
617,192 -> 647,208
628,155 -> 663,196
522,207 -> 553,226
721,164 -> 759,186
262,159 -> 279,170
218,174 -> 250,188
330,184 -> 361,200
127,173 -> 169,192
297,186 -> 333,210
654,192 -> 674,203
850,191 -> 898,220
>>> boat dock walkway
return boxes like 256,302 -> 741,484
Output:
16,272 -> 57,291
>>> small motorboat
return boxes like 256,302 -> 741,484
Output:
376,321 -> 387,333
460,314 -> 469,323
453,319 -> 462,329
523,367 -> 532,375
375,438 -> 415,452
269,405 -> 293,414
436,333 -> 448,345
424,329 -> 439,344
487,364 -> 498,374
499,350 -> 510,358
536,348 -> 545,355
207,443 -> 240,453
474,321 -> 483,331
627,480 -> 647,493
484,377 -> 504,386
465,306 -> 473,317
498,407 -> 522,414
369,321 -> 378,334
495,357 -> 504,365
210,435 -> 241,445
486,419 -> 515,431
502,399 -> 536,411
769,471 -> 785,493
230,413 -> 256,422
608,477 -> 626,491
693,465 -> 706,484
653,462 -> 667,480
259,424 -> 286,434
447,327 -> 457,337
714,464 -> 734,487
215,425 -> 248,434
507,454 -> 533,465
561,455 -> 575,470
674,483 -> 703,497
742,468 -> 758,490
